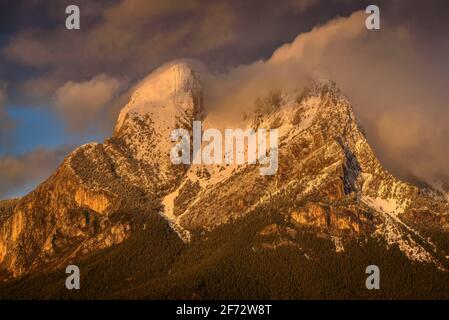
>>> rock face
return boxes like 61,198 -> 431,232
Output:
0,160 -> 131,278
291,202 -> 375,236
114,62 -> 203,193
0,62 -> 201,278
0,62 -> 448,279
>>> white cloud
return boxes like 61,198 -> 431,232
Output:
202,10 -> 449,182
53,74 -> 123,132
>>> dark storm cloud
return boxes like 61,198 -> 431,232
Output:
0,0 -> 401,79
1,0 -> 368,132
2,0 -> 365,82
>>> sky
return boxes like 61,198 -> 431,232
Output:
0,0 -> 448,199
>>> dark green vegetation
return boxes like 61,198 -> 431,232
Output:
1,208 -> 448,299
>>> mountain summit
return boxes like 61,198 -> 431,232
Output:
0,62 -> 448,298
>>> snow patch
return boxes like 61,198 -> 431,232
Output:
362,196 -> 437,264
159,184 -> 192,243
361,196 -> 404,216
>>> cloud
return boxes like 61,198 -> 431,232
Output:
0,82 -> 7,106
2,0 -> 449,187
0,146 -> 71,200
194,12 -> 369,120
4,0 -> 238,77
18,76 -> 61,105
53,74 -> 123,132
4,0 -> 248,134
290,0 -> 320,12
4,0 -> 352,86
199,7 -> 449,183
2,0 -> 368,137
0,82 -> 15,148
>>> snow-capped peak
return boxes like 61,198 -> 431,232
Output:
115,61 -> 203,133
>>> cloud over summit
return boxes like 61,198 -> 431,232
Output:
0,0 -> 448,200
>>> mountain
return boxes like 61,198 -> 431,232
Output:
0,62 -> 448,298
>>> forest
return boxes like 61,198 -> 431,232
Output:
0,206 -> 448,300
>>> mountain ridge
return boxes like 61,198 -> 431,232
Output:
0,62 -> 448,284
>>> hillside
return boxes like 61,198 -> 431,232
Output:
0,62 -> 448,299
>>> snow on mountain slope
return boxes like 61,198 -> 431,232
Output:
113,62 -> 203,191
1,62 -> 448,279
116,62 -> 203,132
152,72 -> 448,267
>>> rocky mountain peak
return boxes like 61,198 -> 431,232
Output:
1,63 -> 448,281
115,61 -> 203,136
